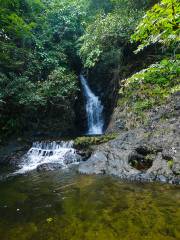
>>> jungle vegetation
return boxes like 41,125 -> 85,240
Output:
0,0 -> 179,140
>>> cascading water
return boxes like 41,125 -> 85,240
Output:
80,75 -> 104,135
10,76 -> 104,175
14,141 -> 79,174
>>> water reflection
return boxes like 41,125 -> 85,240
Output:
0,170 -> 179,240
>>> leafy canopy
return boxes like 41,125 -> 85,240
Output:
79,0 -> 150,68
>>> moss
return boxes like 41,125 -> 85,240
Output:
133,99 -> 154,112
74,134 -> 117,149
168,159 -> 174,169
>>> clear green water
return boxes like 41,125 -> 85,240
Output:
0,169 -> 179,240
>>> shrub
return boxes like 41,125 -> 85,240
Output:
119,58 -> 180,113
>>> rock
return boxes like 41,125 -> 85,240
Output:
135,145 -> 152,155
79,151 -> 107,175
79,138 -> 141,178
156,175 -> 167,183
63,150 -> 82,165
171,177 -> 180,185
106,149 -> 140,177
174,101 -> 180,110
115,119 -> 125,130
141,173 -> 156,182
147,153 -> 173,176
0,141 -> 30,167
78,113 -> 180,184
64,151 -> 77,165
1,92 -> 179,184
172,150 -> 180,175
37,163 -> 63,172
162,149 -> 175,160
76,149 -> 92,160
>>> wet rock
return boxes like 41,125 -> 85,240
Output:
37,163 -> 63,172
63,151 -> 81,165
79,151 -> 107,175
172,150 -> 180,175
174,101 -> 180,110
156,175 -> 167,183
171,177 -> 180,185
141,173 -> 156,182
76,149 -> 92,161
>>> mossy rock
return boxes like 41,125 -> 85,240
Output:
118,59 -> 180,118
74,134 -> 117,149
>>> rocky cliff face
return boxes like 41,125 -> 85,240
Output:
79,92 -> 180,184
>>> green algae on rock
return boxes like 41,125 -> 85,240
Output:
74,134 -> 117,149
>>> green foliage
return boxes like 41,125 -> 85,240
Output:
134,100 -> 154,112
39,67 -> 79,105
125,0 -> 180,116
119,58 -> 180,113
0,74 -> 40,106
131,0 -> 180,53
79,1 -> 147,68
0,68 -> 78,109
1,0 -> 178,139
0,0 -> 86,138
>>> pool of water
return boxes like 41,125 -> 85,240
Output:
0,169 -> 179,240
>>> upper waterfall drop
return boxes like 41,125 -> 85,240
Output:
80,75 -> 104,135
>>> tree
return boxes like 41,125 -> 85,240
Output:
0,0 -> 85,138
131,0 -> 180,54
79,0 -> 151,68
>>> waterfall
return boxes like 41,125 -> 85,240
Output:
14,141 -> 79,174
80,75 -> 104,135
9,75 -> 105,175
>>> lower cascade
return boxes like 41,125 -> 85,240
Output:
15,141 -> 80,174
80,75 -> 104,135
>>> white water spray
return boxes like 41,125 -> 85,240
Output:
80,75 -> 104,135
14,141 -> 79,174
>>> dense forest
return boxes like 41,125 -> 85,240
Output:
0,0 -> 179,141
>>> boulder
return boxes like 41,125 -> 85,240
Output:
79,151 -> 107,175
37,163 -> 63,172
63,151 -> 82,165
